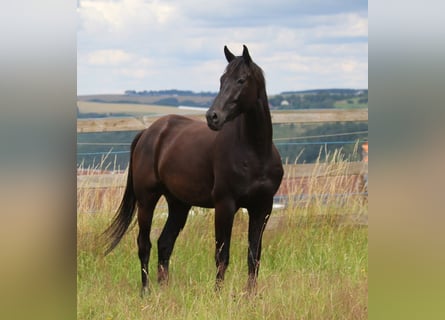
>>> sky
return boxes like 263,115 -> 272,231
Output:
77,0 -> 368,95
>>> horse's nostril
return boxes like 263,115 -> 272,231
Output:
206,110 -> 220,129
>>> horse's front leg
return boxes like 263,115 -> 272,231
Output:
246,201 -> 272,293
214,199 -> 237,290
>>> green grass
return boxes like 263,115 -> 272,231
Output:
78,151 -> 368,319
77,206 -> 367,319
334,98 -> 367,109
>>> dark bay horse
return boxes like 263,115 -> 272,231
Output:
104,45 -> 284,295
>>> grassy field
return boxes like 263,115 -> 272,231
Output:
77,153 -> 368,319
333,98 -> 367,109
78,209 -> 367,319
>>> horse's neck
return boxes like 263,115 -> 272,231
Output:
240,94 -> 273,157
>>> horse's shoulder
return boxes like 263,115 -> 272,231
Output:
161,114 -> 192,124
160,114 -> 208,129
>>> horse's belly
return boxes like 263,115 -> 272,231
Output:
158,159 -> 214,207
169,179 -> 214,207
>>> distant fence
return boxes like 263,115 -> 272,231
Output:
77,161 -> 368,213
77,109 -> 368,214
77,162 -> 367,187
77,109 -> 368,133
77,109 -> 368,169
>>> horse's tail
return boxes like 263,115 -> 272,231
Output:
103,130 -> 143,255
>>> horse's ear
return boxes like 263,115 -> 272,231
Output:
224,46 -> 235,63
242,45 -> 252,65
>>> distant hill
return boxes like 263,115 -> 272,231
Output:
280,88 -> 366,95
78,88 -> 368,110
270,89 -> 368,110
78,91 -> 216,109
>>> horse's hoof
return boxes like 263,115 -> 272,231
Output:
245,278 -> 258,296
140,286 -> 149,298
215,279 -> 224,292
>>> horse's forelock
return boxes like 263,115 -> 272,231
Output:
224,57 -> 265,87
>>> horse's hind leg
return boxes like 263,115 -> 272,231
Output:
157,196 -> 191,285
137,192 -> 161,296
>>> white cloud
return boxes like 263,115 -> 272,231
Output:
78,0 -> 180,38
87,49 -> 133,65
308,13 -> 368,39
116,67 -> 150,79
77,0 -> 368,94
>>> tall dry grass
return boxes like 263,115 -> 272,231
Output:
280,146 -> 368,223
77,149 -> 368,319
77,146 -> 367,216
77,153 -> 127,214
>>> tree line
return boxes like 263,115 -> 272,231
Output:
269,90 -> 368,110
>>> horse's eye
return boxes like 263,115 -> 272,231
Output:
237,78 -> 246,85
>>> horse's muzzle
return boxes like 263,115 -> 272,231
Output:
206,110 -> 223,131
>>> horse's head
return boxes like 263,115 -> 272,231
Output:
206,45 -> 265,131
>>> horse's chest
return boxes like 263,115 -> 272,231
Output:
214,144 -> 283,202
235,161 -> 280,197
